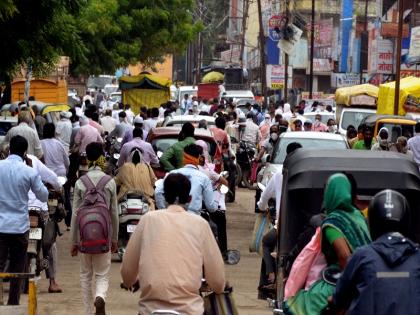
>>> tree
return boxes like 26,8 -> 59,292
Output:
71,0 -> 202,75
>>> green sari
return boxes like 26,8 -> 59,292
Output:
283,174 -> 371,315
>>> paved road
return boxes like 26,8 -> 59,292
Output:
6,188 -> 272,314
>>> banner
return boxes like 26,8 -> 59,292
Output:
408,26 -> 420,64
331,73 -> 367,88
266,65 -> 285,89
277,24 -> 303,55
307,19 -> 333,59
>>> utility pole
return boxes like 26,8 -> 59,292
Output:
394,0 -> 404,115
309,0 -> 315,99
257,0 -> 267,103
240,0 -> 249,68
284,0 -> 289,102
360,0 -> 369,84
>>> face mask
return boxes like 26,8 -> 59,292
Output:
328,125 -> 337,133
379,139 -> 388,146
270,133 -> 279,141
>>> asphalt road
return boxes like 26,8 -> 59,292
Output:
3,188 -> 272,315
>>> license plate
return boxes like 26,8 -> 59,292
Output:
127,224 -> 137,233
48,199 -> 58,207
29,228 -> 42,240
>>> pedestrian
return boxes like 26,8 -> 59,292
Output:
74,116 -> 103,154
160,122 -> 196,171
312,114 -> 328,132
241,113 -> 261,146
303,119 -> 313,132
334,190 -> 420,315
100,109 -> 117,134
55,111 -> 73,152
0,135 -> 48,305
407,122 -> 420,169
292,119 -> 303,131
143,107 -> 160,133
33,105 -> 46,139
371,127 -> 391,151
70,142 -> 118,315
109,111 -> 131,138
121,173 -> 225,315
124,104 -> 135,125
353,125 -> 375,150
3,111 -> 43,159
41,123 -> 70,177
117,128 -> 159,167
121,117 -> 148,145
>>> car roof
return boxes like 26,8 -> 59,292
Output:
222,90 -> 254,97
166,115 -> 215,123
148,126 -> 214,138
281,131 -> 346,141
178,86 -> 198,91
0,115 -> 18,123
303,112 -> 334,116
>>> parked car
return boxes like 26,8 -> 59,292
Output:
221,90 -> 254,103
163,115 -> 215,128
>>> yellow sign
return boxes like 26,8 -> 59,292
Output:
271,83 -> 284,89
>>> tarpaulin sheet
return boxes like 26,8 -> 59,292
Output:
377,77 -> 420,116
122,89 -> 168,113
335,84 -> 379,106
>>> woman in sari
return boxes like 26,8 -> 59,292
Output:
283,173 -> 371,315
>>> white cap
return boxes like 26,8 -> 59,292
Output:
134,116 -> 144,124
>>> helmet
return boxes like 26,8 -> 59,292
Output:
368,189 -> 410,240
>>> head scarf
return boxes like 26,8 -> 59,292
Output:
183,152 -> 200,166
377,127 -> 390,141
283,103 -> 291,114
323,173 -> 356,214
88,155 -> 107,172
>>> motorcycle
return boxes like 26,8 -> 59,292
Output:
117,191 -> 150,261
235,140 -> 258,189
105,136 -> 123,175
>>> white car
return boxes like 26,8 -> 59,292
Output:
221,90 -> 254,103
338,108 -> 376,135
258,132 -> 349,186
163,115 -> 215,128
303,111 -> 335,125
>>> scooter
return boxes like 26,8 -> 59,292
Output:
117,191 -> 150,261
105,136 -> 122,175
236,140 -> 258,189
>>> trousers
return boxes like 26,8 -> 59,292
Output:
210,211 -> 228,254
79,251 -> 111,315
0,232 -> 29,305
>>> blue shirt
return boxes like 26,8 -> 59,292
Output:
155,165 -> 218,215
0,155 -> 49,233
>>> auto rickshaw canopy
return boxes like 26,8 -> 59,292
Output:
279,149 -> 420,257
377,76 -> 420,116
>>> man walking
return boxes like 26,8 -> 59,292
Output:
70,142 -> 118,315
408,122 -> 420,170
0,135 -> 48,305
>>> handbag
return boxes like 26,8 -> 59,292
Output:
249,212 -> 271,255
284,227 -> 327,299
203,290 -> 239,315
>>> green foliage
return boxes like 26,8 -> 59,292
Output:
0,0 -> 200,77
72,0 -> 202,75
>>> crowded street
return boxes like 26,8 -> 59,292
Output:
1,1 -> 420,315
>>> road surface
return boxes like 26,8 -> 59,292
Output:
3,188 -> 272,314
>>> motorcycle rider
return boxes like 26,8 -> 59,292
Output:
155,144 -> 218,215
334,189 -> 420,314
115,148 -> 157,209
255,123 -> 286,162
27,154 -> 63,293
121,173 -> 225,315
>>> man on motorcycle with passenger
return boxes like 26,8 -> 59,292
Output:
155,144 -> 218,215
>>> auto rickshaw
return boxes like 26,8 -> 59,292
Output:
361,114 -> 416,141
274,149 -> 420,307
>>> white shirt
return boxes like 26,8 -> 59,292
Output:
112,109 -> 122,123
100,116 -> 117,133
257,168 -> 283,220
159,106 -> 166,118
28,155 -> 62,211
241,119 -> 261,145
55,118 -> 73,151
144,118 -> 159,133
125,109 -> 135,125
41,138 -> 70,177
408,134 -> 420,167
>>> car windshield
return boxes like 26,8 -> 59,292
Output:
272,137 -> 348,164
303,114 -> 334,124
341,112 -> 373,130
378,123 -> 415,141
152,138 -> 216,158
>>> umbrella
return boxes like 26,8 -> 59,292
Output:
202,71 -> 224,83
